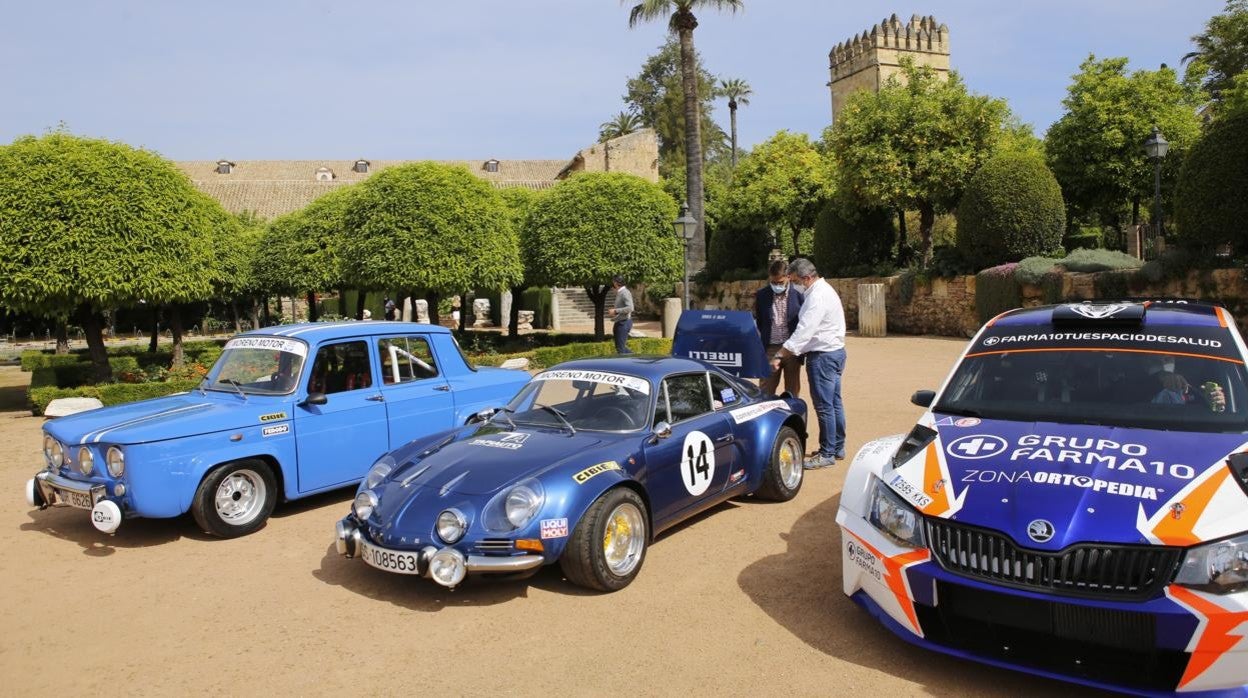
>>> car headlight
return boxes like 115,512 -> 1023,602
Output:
867,478 -> 925,548
106,446 -> 125,478
43,435 -> 59,469
436,509 -> 467,544
77,447 -> 95,476
1175,533 -> 1248,594
505,481 -> 544,528
429,548 -> 467,587
353,490 -> 378,521
364,455 -> 395,489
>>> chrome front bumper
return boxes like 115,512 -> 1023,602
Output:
27,470 -> 106,509
335,516 -> 544,577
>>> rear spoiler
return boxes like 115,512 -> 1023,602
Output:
671,310 -> 771,379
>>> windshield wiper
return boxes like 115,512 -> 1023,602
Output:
539,405 -> 576,435
218,378 -> 248,402
489,406 -> 518,430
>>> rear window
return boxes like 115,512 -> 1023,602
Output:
937,325 -> 1248,433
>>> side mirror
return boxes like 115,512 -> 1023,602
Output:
469,408 -> 497,424
303,392 -> 328,407
652,421 -> 672,440
910,390 -> 935,408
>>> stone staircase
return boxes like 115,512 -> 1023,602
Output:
552,287 -> 617,331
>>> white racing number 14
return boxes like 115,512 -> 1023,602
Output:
681,431 -> 716,496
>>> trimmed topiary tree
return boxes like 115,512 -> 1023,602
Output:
526,172 -> 681,339
956,153 -> 1066,270
812,199 -> 895,277
339,162 -> 522,325
706,221 -> 771,279
1175,111 -> 1248,252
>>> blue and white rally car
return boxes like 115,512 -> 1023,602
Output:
27,322 -> 529,538
839,300 -> 1248,695
334,356 -> 807,591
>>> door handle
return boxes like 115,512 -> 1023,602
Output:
716,434 -> 734,443
434,385 -> 451,392
366,394 -> 385,402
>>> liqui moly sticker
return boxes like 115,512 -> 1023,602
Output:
540,518 -> 569,539
225,336 -> 308,357
729,400 -> 786,424
533,370 -> 650,395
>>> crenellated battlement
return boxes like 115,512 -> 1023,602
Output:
828,13 -> 951,122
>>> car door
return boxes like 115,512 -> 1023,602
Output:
644,372 -> 737,525
376,334 -> 454,448
294,339 -> 389,492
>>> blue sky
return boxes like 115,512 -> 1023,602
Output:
0,0 -> 1223,161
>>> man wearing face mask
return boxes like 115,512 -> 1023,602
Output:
754,259 -> 805,396
772,257 -> 847,469
1138,353 -> 1226,410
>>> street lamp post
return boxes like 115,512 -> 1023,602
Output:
673,202 -> 698,310
1143,126 -> 1170,237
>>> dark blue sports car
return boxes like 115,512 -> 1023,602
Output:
334,356 -> 808,591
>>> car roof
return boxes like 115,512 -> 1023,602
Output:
991,300 -> 1232,330
237,321 -> 451,343
546,355 -> 716,380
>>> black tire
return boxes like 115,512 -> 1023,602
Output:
755,426 -> 804,502
191,459 -> 278,538
559,487 -> 648,592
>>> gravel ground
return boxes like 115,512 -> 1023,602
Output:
0,338 -> 1100,697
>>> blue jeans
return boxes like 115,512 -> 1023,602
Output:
613,318 -> 632,354
806,348 -> 846,458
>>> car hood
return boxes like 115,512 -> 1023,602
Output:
43,392 -> 289,446
893,415 -> 1248,550
381,427 -> 609,499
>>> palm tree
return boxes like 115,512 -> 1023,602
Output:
628,0 -> 743,271
719,78 -> 752,167
599,111 -> 644,142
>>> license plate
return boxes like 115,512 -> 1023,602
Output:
54,487 -> 94,510
360,540 -> 423,575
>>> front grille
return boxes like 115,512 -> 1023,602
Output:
475,539 -> 514,554
919,582 -> 1189,692
924,519 -> 1182,599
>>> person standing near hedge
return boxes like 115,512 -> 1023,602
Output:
754,259 -> 804,396
606,275 -> 634,354
770,257 -> 846,470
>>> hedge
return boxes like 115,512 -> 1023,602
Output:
531,338 -> 672,368
21,343 -> 222,372
1175,111 -> 1248,251
957,153 -> 1066,269
30,380 -> 201,416
975,263 -> 1023,324
812,200 -> 894,277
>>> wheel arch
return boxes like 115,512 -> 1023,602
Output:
196,454 -> 288,503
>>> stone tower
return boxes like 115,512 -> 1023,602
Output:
828,13 -> 950,122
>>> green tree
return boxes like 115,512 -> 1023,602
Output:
623,36 -> 725,166
719,77 -> 752,167
812,198 -> 896,277
825,60 -> 1011,267
498,186 -> 545,336
627,0 -> 743,273
599,111 -> 644,142
723,130 -> 835,256
261,185 -> 357,323
1045,56 -> 1203,228
339,163 -> 522,326
1221,71 -> 1248,116
526,173 -> 682,339
1175,111 -> 1248,251
956,153 -> 1066,269
0,132 -> 217,381
1183,0 -> 1248,99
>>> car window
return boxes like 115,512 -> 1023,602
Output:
504,372 -> 651,432
653,381 -> 670,426
936,348 -> 1248,432
665,373 -> 712,423
377,336 -> 439,385
308,341 -> 373,395
709,373 -> 741,409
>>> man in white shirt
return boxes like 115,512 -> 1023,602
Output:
770,258 -> 846,469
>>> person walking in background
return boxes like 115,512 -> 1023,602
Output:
383,296 -> 397,321
770,258 -> 846,469
606,275 -> 634,354
754,259 -> 804,396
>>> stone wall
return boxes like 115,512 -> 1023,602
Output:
669,268 -> 1248,338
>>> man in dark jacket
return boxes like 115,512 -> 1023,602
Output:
754,259 -> 804,396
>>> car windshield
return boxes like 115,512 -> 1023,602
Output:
205,336 -> 308,395
504,369 -> 653,432
935,347 -> 1248,433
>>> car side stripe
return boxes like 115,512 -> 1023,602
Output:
84,403 -> 213,444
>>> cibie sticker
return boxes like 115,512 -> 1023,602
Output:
224,336 -> 308,357
540,518 -> 569,539
573,461 -> 621,484
681,431 -> 716,496
259,412 -> 287,423
261,424 -> 289,437
533,370 -> 650,395
729,400 -> 786,424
